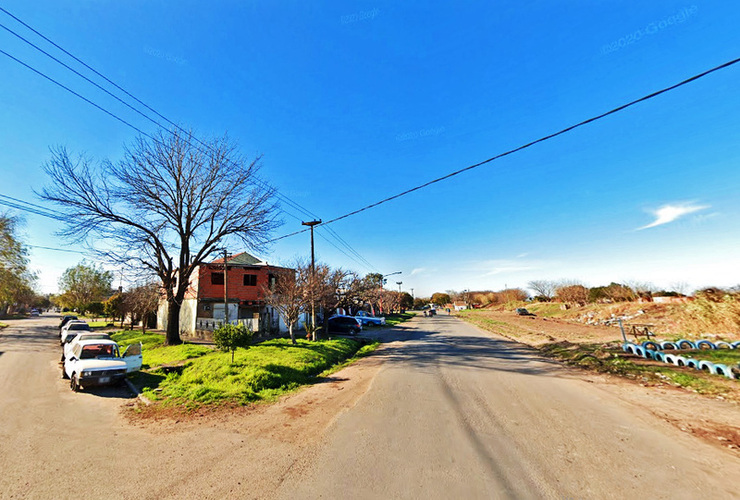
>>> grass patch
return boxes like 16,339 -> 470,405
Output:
137,338 -> 364,407
88,321 -> 116,328
0,322 -> 7,328
383,312 -> 415,326
110,330 -> 213,369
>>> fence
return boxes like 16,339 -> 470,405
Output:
195,317 -> 259,332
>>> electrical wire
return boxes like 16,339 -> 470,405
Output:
0,8 -> 376,270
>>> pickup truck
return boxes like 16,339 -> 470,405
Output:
62,339 -> 143,392
354,310 -> 386,326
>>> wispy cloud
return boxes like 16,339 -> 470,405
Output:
410,267 -> 426,276
637,203 -> 709,230
482,265 -> 535,277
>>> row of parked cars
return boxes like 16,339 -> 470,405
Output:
58,315 -> 142,392
326,311 -> 387,336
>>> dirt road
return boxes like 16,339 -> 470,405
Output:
1,315 -> 738,499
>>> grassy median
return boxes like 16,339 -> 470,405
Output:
111,331 -> 376,408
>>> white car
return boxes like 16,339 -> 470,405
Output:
62,339 -> 143,392
60,321 -> 92,345
61,332 -> 112,361
354,310 -> 386,326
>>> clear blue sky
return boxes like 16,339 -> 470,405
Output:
1,1 -> 739,297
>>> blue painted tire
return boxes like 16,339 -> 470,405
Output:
653,352 -> 665,362
698,360 -> 715,372
696,340 -> 716,350
712,364 -> 734,379
731,341 -> 740,349
663,354 -> 678,365
673,356 -> 688,367
644,349 -> 656,360
676,339 -> 695,350
686,359 -> 699,369
622,343 -> 634,353
660,341 -> 678,350
642,341 -> 660,351
633,345 -> 646,357
714,341 -> 732,349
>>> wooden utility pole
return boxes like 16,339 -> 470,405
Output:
302,220 -> 321,339
223,248 -> 229,325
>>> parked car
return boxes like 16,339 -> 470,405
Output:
515,308 -> 535,316
327,315 -> 362,335
62,339 -> 143,391
60,321 -> 92,345
30,309 -> 40,317
61,332 -> 112,361
58,315 -> 78,332
354,310 -> 386,326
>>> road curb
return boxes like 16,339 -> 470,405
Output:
125,378 -> 152,405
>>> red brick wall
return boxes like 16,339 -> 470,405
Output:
196,264 -> 273,301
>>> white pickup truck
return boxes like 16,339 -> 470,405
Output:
62,339 -> 143,392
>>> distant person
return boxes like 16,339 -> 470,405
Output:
446,308 -> 451,315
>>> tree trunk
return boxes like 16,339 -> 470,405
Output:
289,323 -> 295,344
165,300 -> 183,345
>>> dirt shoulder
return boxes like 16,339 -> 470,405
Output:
458,309 -> 740,455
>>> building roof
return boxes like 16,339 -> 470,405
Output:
211,252 -> 265,266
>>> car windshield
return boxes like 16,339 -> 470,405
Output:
69,323 -> 91,330
79,344 -> 118,359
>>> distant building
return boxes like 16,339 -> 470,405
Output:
157,252 -> 296,338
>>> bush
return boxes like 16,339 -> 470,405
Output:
213,323 -> 254,363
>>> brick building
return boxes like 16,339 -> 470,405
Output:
157,252 -> 296,338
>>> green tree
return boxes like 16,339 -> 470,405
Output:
430,292 -> 451,306
399,292 -> 414,310
213,323 -> 254,363
57,262 -> 113,312
0,214 -> 36,315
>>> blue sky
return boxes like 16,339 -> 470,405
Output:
1,1 -> 739,297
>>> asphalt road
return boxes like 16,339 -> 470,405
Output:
1,314 -> 738,499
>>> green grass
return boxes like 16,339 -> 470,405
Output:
675,349 -> 740,366
137,338 -> 365,407
0,322 -> 7,328
88,321 -> 116,328
110,330 -> 213,369
383,312 -> 415,326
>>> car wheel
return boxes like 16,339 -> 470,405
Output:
70,374 -> 80,392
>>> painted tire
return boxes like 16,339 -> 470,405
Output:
642,341 -> 660,351
660,341 -> 678,350
714,341 -> 732,349
731,341 -> 740,349
686,359 -> 699,369
711,364 -> 734,379
676,339 -> 695,350
698,360 -> 715,372
622,343 -> 635,353
673,356 -> 688,367
663,354 -> 678,365
633,345 -> 646,358
644,349 -> 656,360
653,352 -> 666,363
696,340 -> 716,350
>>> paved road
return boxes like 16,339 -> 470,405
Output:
1,314 -> 738,499
277,315 -> 740,499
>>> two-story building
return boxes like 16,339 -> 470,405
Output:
157,252 -> 296,338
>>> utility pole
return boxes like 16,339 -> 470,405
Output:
410,288 -> 414,300
396,281 -> 403,293
302,220 -> 321,338
223,248 -> 229,325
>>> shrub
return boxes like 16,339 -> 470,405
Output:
213,323 -> 254,363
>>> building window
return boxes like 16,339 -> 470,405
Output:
211,272 -> 224,285
243,274 -> 257,286
268,274 -> 276,291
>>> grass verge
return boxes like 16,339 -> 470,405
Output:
383,312 -> 415,326
128,337 -> 370,408
111,330 -> 213,369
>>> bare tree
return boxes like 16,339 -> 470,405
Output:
127,282 -> 161,333
41,129 -> 279,345
262,263 -> 306,344
311,263 -> 350,340
527,280 -> 556,301
555,283 -> 589,305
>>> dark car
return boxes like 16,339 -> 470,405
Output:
327,315 -> 362,335
515,308 -> 535,316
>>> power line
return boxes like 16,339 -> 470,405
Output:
26,244 -> 86,254
0,8 -> 377,271
267,55 -> 740,240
